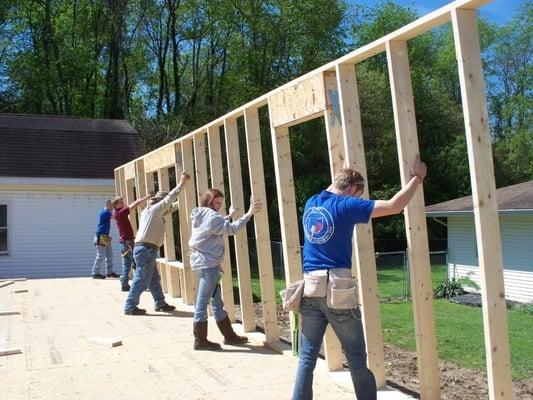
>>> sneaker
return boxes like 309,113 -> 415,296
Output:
92,274 -> 106,279
124,307 -> 146,315
106,272 -> 120,278
155,303 -> 176,312
121,283 -> 131,292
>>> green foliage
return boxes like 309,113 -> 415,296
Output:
510,302 -> 533,316
0,0 -> 530,245
433,277 -> 480,299
381,299 -> 533,380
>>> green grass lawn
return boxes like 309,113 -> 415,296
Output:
234,264 -> 532,380
381,300 -> 533,380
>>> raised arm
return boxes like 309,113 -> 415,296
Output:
371,157 -> 427,218
128,192 -> 153,211
210,200 -> 262,235
151,171 -> 190,214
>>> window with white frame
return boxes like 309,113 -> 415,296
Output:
0,204 -> 7,253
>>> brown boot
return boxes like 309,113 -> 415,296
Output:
216,316 -> 248,345
193,321 -> 221,351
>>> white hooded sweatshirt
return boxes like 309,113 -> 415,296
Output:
188,207 -> 251,270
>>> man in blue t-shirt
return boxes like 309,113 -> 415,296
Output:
292,158 -> 427,400
91,199 -> 119,279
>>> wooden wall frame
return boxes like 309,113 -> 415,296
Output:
114,1 -> 512,398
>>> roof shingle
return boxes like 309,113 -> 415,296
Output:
0,114 -> 140,179
426,181 -> 533,213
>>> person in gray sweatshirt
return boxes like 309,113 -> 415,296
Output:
189,188 -> 262,350
124,171 -> 190,315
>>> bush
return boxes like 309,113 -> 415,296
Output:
510,302 -> 533,315
434,277 -> 480,299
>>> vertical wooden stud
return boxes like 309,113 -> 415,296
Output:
268,108 -> 304,351
207,126 -> 236,321
321,72 -> 348,371
224,118 -> 255,332
158,166 -> 179,296
386,39 -> 439,399
124,179 -> 138,232
452,9 -> 512,399
194,132 -> 209,202
243,107 -> 279,343
135,160 -> 148,224
335,63 -> 386,386
181,139 -> 199,303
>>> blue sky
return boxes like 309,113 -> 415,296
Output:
348,0 -> 525,25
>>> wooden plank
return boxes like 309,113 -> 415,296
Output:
157,259 -> 169,293
452,9 -> 513,400
88,337 -> 122,347
114,169 -> 121,196
0,281 -> 14,288
335,63 -> 386,386
135,160 -> 148,220
243,108 -> 279,343
168,264 -> 181,298
0,348 -> 22,356
0,278 -> 26,282
207,126 -> 236,321
157,167 -> 176,261
0,310 -> 20,316
267,122 -> 303,286
193,131 -> 209,203
268,114 -> 304,353
386,39 -> 440,399
269,72 -> 327,128
124,161 -> 136,180
13,289 -> 28,294
320,72 -> 346,372
144,143 -> 176,172
118,168 -> 127,199
180,139 -> 199,304
144,167 -> 156,255
173,144 -> 194,303
224,118 -> 255,332
124,178 -> 138,232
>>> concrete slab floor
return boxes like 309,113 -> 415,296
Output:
0,278 -> 414,400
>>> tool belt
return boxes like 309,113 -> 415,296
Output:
95,234 -> 111,247
303,269 -> 358,310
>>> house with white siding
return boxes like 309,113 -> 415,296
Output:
0,114 -> 140,279
426,181 -> 533,304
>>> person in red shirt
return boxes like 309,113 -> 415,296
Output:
112,192 -> 153,291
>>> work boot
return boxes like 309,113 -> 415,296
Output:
193,321 -> 221,351
124,307 -> 146,315
107,272 -> 120,278
216,316 -> 248,345
155,303 -> 176,312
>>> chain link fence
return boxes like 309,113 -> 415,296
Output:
246,239 -> 447,301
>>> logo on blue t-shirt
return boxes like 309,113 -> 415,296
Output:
303,207 -> 335,244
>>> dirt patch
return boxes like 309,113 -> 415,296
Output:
235,304 -> 533,399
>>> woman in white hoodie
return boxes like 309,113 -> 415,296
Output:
189,188 -> 261,350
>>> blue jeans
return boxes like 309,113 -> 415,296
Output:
193,266 -> 228,323
120,240 -> 135,286
292,297 -> 377,400
124,244 -> 165,311
92,244 -> 114,275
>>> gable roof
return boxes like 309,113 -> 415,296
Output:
0,114 -> 141,179
426,180 -> 533,216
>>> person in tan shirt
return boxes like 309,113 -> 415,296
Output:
123,171 -> 190,315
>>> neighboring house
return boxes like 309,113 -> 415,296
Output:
426,181 -> 533,303
0,114 -> 140,279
